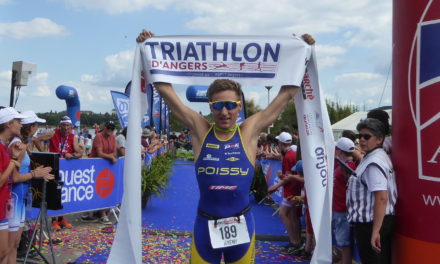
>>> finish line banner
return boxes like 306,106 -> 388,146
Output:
140,35 -> 310,87
109,36 -> 333,264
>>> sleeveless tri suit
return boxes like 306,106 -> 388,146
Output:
191,125 -> 255,264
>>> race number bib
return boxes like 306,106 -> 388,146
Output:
208,215 -> 250,249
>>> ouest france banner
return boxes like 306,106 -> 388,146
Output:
108,35 -> 334,264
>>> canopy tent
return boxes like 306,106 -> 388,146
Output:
332,109 -> 392,139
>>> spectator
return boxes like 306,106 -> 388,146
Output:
33,115 -> 81,231
333,137 -> 357,264
289,160 -> 314,261
342,129 -> 363,165
268,132 -> 303,255
93,123 -> 100,135
7,111 -> 54,264
86,121 -> 117,224
0,107 -> 26,263
367,109 -> 391,156
116,127 -> 127,157
347,118 -> 397,263
256,132 -> 269,159
176,128 -> 192,150
84,133 -> 92,156
266,134 -> 282,160
141,127 -> 163,155
40,124 -> 52,152
280,125 -> 291,134
141,127 -> 153,149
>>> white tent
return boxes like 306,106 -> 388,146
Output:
332,109 -> 392,140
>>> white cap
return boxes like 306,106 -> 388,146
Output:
276,132 -> 292,144
20,111 -> 46,125
59,116 -> 72,124
0,107 -> 26,125
336,137 -> 355,153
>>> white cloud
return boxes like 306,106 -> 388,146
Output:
0,18 -> 68,39
318,56 -> 344,69
335,72 -> 382,82
326,71 -> 392,110
246,91 -> 263,107
32,73 -> 52,96
81,49 -> 134,86
316,45 -> 347,56
58,0 -> 391,48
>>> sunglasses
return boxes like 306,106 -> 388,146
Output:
209,101 -> 241,111
357,133 -> 373,140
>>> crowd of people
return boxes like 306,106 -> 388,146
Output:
257,108 -> 396,263
0,105 -> 175,263
135,29 -> 400,263
0,30 -> 398,264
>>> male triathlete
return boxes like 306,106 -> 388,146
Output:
137,30 -> 314,263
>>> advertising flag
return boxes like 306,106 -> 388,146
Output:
151,86 -> 161,133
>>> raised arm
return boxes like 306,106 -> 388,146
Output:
33,131 -> 54,152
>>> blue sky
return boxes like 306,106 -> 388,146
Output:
0,0 -> 392,115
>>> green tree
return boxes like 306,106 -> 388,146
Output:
245,98 -> 262,118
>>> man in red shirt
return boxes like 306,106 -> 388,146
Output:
34,115 -> 82,231
333,137 -> 357,264
34,115 -> 82,159
268,131 -> 303,254
88,121 -> 117,224
90,121 -> 117,163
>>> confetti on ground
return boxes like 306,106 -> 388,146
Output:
35,225 -> 309,264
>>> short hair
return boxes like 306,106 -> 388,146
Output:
342,130 -> 357,142
367,109 -> 390,135
207,79 -> 242,101
356,118 -> 386,139
280,125 -> 291,133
